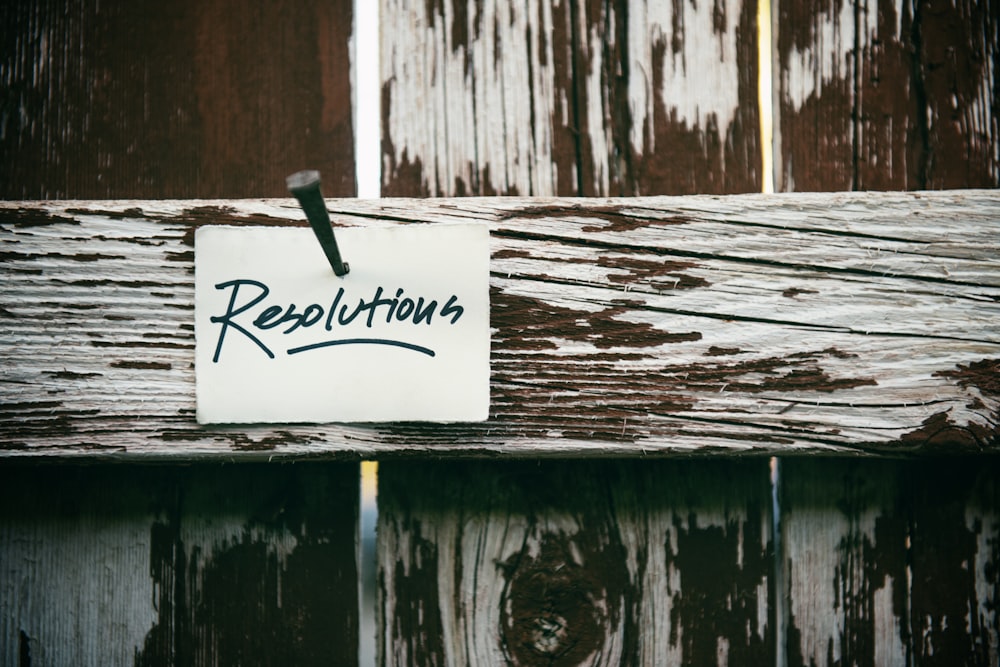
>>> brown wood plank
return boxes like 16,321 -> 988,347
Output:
780,457 -> 1000,666
622,0 -> 762,196
772,0 -> 999,192
377,459 -> 774,666
0,0 -> 355,199
1,191 -> 998,458
0,461 -> 359,665
908,458 -> 1000,665
380,0 -> 761,197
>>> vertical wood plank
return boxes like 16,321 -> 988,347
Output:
0,0 -> 355,199
910,0 -> 999,189
380,0 -> 575,197
0,462 -> 359,666
773,0 -> 999,191
380,0 -> 761,197
908,459 -> 1000,665
781,458 -> 1000,666
623,0 -> 762,195
377,460 -> 774,666
780,459 -> 910,667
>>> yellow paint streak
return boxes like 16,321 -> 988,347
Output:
362,460 -> 378,505
758,0 -> 775,193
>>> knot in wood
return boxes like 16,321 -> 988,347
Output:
500,534 -> 625,666
529,613 -> 568,655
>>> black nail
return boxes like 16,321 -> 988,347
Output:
286,170 -> 350,277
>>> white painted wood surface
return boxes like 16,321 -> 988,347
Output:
1,492 -> 157,665
0,463 -> 360,665
381,0 -> 760,196
381,0 -> 574,196
377,460 -> 774,666
780,458 -> 1000,666
1,190 -> 998,458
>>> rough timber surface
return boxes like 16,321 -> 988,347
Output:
0,0 -> 356,199
0,462 -> 359,665
381,0 -> 761,197
1,190 -> 998,459
377,459 -> 774,666
773,0 -> 999,191
780,457 -> 1000,666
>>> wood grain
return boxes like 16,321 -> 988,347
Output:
0,462 -> 359,665
1,190 -> 998,459
377,459 -> 774,666
773,0 -> 999,191
780,457 -> 1000,666
380,0 -> 761,197
0,0 -> 355,199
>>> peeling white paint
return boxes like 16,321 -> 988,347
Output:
584,20 -> 610,194
780,0 -> 855,113
786,506 -> 849,666
383,0 -> 557,196
3,192 -> 999,457
628,0 -> 744,158
382,0 -> 753,196
716,636 -> 730,666
873,576 -> 908,667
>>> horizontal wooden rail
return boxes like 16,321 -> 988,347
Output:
2,191 -> 998,459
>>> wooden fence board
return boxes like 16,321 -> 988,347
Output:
773,0 -> 999,192
780,459 -> 909,666
909,458 -> 1000,665
377,459 -> 774,666
773,7 -> 999,664
780,457 -> 1000,666
1,191 -> 998,458
0,462 -> 359,666
0,0 -> 355,199
381,0 -> 761,197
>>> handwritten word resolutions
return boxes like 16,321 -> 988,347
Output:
195,224 -> 490,424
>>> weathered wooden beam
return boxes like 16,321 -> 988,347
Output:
0,462 -> 360,665
1,190 -> 998,458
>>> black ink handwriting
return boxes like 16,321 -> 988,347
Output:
209,279 -> 465,363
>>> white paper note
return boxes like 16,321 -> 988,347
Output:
195,223 -> 490,423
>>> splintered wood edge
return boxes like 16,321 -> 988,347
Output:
1,191 -> 998,459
